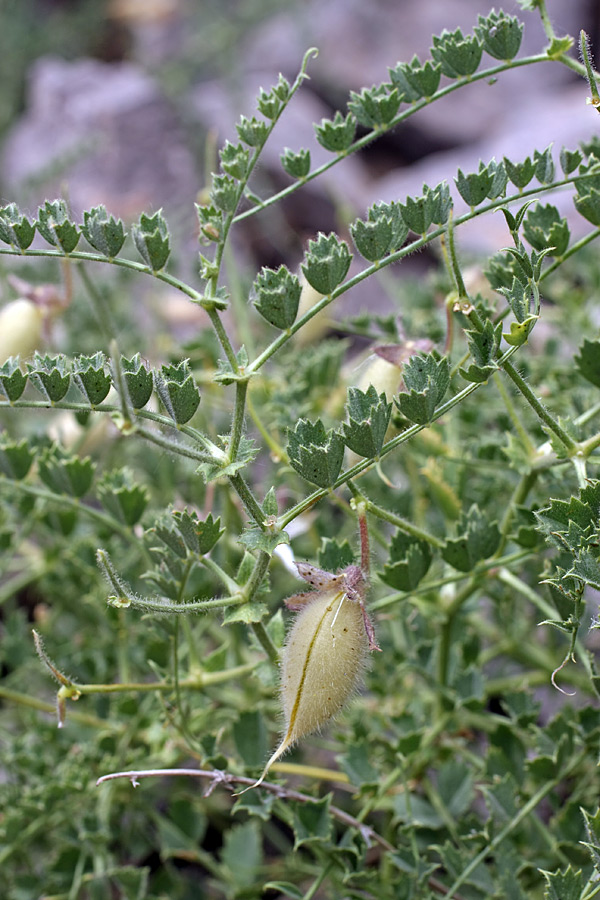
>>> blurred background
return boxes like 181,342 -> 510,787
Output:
0,0 -> 598,317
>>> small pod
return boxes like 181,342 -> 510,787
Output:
0,298 -> 44,364
245,587 -> 369,791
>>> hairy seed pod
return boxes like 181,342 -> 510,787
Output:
245,587 -> 369,791
0,298 -> 44,363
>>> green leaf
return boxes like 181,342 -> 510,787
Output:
287,418 -> 345,488
233,710 -> 269,768
575,338 -> 600,388
118,354 -> 154,410
301,232 -> 352,295
431,27 -> 483,78
155,360 -> 201,425
0,358 -> 27,401
196,435 -> 258,483
437,760 -> 474,817
348,84 -> 401,128
0,203 -> 36,250
534,146 -> 555,184
0,437 -> 34,479
289,795 -> 333,849
523,203 -> 569,256
281,147 -> 311,179
475,10 -> 523,60
38,449 -> 95,498
388,55 -> 441,100
318,537 -> 355,572
81,205 -> 126,257
399,191 -> 435,235
581,807 -> 600,869
214,346 -> 251,385
338,740 -> 378,786
455,163 -> 493,207
502,315 -> 538,346
442,504 -> 501,571
256,74 -> 290,119
220,820 -> 262,886
342,385 -> 392,458
541,866 -> 584,900
396,352 -> 449,425
210,173 -> 239,213
379,531 -> 433,591
97,467 -> 149,526
236,115 -> 269,147
73,353 -> 112,406
253,265 -> 301,330
574,187 -> 600,227
314,111 -> 356,152
238,525 -> 290,554
560,147 -> 582,175
219,140 -> 250,180
480,772 -> 519,822
132,210 -> 170,270
222,601 -> 269,624
36,199 -> 80,253
28,353 -> 71,402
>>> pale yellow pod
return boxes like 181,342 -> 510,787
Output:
244,588 -> 369,791
0,298 -> 44,364
293,278 -> 329,346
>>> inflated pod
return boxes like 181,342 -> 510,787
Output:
293,278 -> 329,346
0,298 -> 44,363
247,587 -> 369,790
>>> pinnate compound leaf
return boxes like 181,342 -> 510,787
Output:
442,504 -> 501,571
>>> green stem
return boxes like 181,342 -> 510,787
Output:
496,469 -> 538,555
229,378 -> 249,461
201,555 -> 241,595
251,620 -> 279,664
78,264 -> 117,343
536,0 -> 557,43
0,246 -> 204,300
70,661 -> 258,696
493,372 -> 536,455
204,305 -> 238,370
229,472 -> 265,525
0,684 -> 122,729
541,227 -> 600,280
501,359 -> 577,453
360,495 -> 445,550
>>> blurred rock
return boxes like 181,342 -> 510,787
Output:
2,56 -> 199,223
